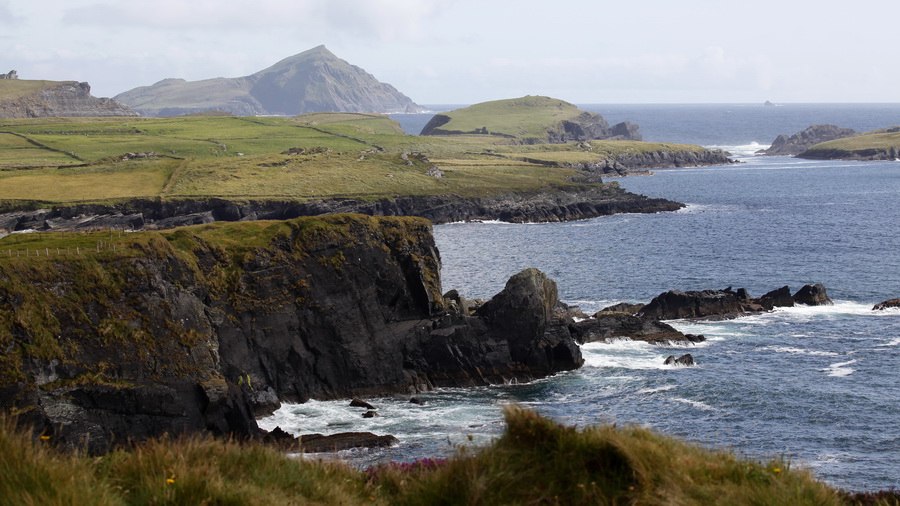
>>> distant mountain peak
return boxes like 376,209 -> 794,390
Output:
115,46 -> 424,117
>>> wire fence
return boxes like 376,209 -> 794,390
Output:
2,240 -> 125,259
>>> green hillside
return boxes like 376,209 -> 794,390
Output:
799,128 -> 900,160
422,96 -> 588,138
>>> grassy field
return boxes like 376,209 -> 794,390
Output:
0,113 -> 714,207
1,406 -> 885,505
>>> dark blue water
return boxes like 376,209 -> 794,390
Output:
266,105 -> 900,492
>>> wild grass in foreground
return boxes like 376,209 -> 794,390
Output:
0,407 -> 894,505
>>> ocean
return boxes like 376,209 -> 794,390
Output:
260,104 -> 900,492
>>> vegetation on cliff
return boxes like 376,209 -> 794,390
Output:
797,127 -> 900,160
1,406 -> 884,505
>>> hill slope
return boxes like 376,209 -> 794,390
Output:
114,45 -> 425,117
0,79 -> 139,119
420,96 -> 641,144
797,127 -> 900,160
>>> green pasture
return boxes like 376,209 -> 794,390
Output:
0,113 -> 718,207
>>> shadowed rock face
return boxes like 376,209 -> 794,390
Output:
0,215 -> 582,451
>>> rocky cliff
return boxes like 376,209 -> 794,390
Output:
0,81 -> 139,119
0,184 -> 685,234
566,148 -> 735,176
114,46 -> 424,117
757,124 -> 858,156
0,215 -> 582,451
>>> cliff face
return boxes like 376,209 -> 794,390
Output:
566,149 -> 735,176
0,81 -> 139,119
0,215 -> 582,451
0,185 -> 685,234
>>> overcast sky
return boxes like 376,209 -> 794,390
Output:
2,0 -> 897,104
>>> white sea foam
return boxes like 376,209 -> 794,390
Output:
705,141 -> 768,157
760,346 -> 840,357
671,397 -> 721,412
638,384 -> 678,394
581,341 -> 673,370
877,337 -> 900,347
823,359 -> 858,377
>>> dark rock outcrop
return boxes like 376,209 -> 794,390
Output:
299,432 -> 398,453
792,283 -> 833,306
664,354 -> 695,366
0,185 -> 685,234
758,124 -> 858,156
637,284 -> 831,320
0,81 -> 139,119
873,298 -> 900,310
570,313 -> 693,344
0,215 -> 583,451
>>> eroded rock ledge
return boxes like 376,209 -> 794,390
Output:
0,185 -> 684,234
0,215 -> 582,452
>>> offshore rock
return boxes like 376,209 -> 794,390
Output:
570,313 -> 690,344
793,283 -> 833,306
664,354 -> 695,366
873,298 -> 900,310
299,432 -> 398,453
637,284 -> 830,320
0,215 -> 583,451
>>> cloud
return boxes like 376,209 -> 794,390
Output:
61,0 -> 450,41
0,0 -> 19,25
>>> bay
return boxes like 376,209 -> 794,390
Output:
266,104 -> 900,492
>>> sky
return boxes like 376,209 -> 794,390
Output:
1,0 -> 898,105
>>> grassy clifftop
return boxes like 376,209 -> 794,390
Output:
0,406 -> 873,505
798,128 -> 900,160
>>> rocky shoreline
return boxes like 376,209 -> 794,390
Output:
0,216 -> 585,452
0,184 -> 685,234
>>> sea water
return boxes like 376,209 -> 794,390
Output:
262,104 -> 900,491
